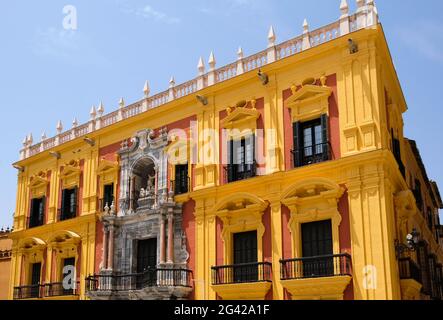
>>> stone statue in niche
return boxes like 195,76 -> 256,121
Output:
147,173 -> 155,192
139,188 -> 146,198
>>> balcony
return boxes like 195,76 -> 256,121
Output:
399,258 -> 422,283
291,142 -> 331,169
86,268 -> 193,300
280,254 -> 352,300
224,162 -> 257,184
27,216 -> 44,229
13,284 -> 43,300
44,281 -> 80,299
57,208 -> 77,222
13,282 -> 80,300
211,262 -> 272,300
398,257 -> 423,300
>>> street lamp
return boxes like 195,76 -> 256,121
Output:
395,228 -> 420,259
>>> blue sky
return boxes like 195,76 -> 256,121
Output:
0,0 -> 442,227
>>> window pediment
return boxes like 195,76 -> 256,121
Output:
221,100 -> 260,132
18,237 -> 46,252
61,160 -> 81,179
29,171 -> 50,198
97,158 -> 119,175
286,84 -> 332,122
47,230 -> 81,245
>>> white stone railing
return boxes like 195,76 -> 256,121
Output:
243,50 -> 268,73
276,35 -> 303,60
19,1 -> 379,160
309,21 -> 341,48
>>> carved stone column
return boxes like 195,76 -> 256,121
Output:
107,223 -> 114,270
159,213 -> 166,264
167,209 -> 174,264
102,225 -> 109,270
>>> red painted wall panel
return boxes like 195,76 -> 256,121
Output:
182,199 -> 196,300
95,220 -> 104,274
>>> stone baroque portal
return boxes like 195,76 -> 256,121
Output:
88,128 -> 191,300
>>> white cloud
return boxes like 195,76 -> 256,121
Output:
121,3 -> 181,24
31,27 -> 110,67
396,20 -> 443,64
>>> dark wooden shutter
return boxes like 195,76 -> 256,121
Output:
74,187 -> 79,217
293,122 -> 302,167
39,197 -> 45,225
29,198 -> 35,228
227,140 -> 234,182
60,189 -> 66,220
31,263 -> 42,285
245,135 -> 255,174
320,114 -> 329,160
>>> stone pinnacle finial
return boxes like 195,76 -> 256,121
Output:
237,47 -> 244,60
169,76 -> 175,88
97,101 -> 104,116
41,132 -> 47,141
72,118 -> 78,128
28,133 -> 33,145
340,0 -> 349,15
22,136 -> 28,146
143,81 -> 150,98
208,51 -> 216,70
56,120 -> 63,134
197,57 -> 205,75
356,0 -> 365,8
90,105 -> 97,120
119,97 -> 125,109
268,25 -> 276,47
303,18 -> 309,34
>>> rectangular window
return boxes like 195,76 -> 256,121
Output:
103,183 -> 114,210
293,114 -> 329,168
60,187 -> 78,221
417,242 -> 431,295
301,220 -> 333,277
414,179 -> 423,213
30,262 -> 41,299
227,135 -> 256,183
29,197 -> 45,228
391,129 -> 405,177
174,164 -> 189,195
233,231 -> 258,283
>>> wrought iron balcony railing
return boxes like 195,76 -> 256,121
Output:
280,253 -> 352,280
86,268 -> 192,292
44,281 -> 80,297
291,142 -> 331,168
398,257 -> 422,284
13,284 -> 44,300
211,262 -> 272,285
224,162 -> 257,184
27,215 -> 44,229
57,207 -> 77,222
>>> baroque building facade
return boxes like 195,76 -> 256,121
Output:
0,228 -> 12,300
7,1 -> 443,300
